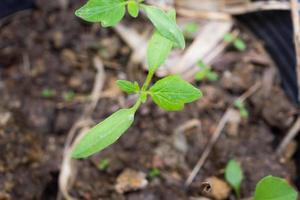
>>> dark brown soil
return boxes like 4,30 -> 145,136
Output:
0,1 -> 298,200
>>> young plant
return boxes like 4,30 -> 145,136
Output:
41,88 -> 56,98
254,176 -> 297,200
72,0 -> 202,159
195,60 -> 218,82
223,32 -> 246,51
97,159 -> 110,171
234,100 -> 249,119
148,168 -> 160,179
225,159 -> 243,197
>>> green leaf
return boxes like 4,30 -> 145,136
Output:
147,32 -> 173,72
117,80 -> 140,94
207,71 -> 219,81
254,176 -> 298,200
234,38 -> 246,51
143,5 -> 185,49
225,159 -> 243,197
224,33 -> 235,43
146,10 -> 176,72
127,1 -> 139,18
72,108 -> 135,158
149,75 -> 202,111
75,0 -> 126,27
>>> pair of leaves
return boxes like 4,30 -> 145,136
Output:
225,159 -> 243,197
254,176 -> 297,200
149,75 -> 202,111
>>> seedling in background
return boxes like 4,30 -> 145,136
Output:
72,0 -> 202,159
41,88 -> 56,98
97,159 -> 110,171
63,91 -> 76,102
224,32 -> 246,51
234,100 -> 249,119
148,168 -> 160,178
225,159 -> 243,197
183,22 -> 199,39
195,61 -> 218,82
254,176 -> 297,200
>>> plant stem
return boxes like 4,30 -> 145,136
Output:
131,70 -> 154,112
141,70 -> 154,91
131,97 -> 142,112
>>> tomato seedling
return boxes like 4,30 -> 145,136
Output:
72,0 -> 202,159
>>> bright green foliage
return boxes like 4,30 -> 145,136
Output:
147,10 -> 176,72
233,38 -> 246,51
234,100 -> 249,119
224,33 -> 247,51
63,91 -> 76,101
224,33 -> 235,43
149,75 -> 202,111
72,1 -> 201,159
225,159 -> 243,197
97,159 -> 110,170
117,80 -> 140,94
72,108 -> 135,158
75,0 -> 126,27
41,88 -> 56,98
195,61 -> 218,82
147,32 -> 172,72
127,1 -> 139,18
142,5 -> 185,49
254,176 -> 297,200
148,168 -> 160,178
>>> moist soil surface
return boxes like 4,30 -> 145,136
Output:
0,1 -> 298,200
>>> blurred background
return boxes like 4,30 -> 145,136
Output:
0,0 -> 299,199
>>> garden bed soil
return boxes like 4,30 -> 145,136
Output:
0,1 -> 297,200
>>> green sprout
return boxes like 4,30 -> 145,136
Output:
225,159 -> 243,197
71,0 -> 202,159
148,168 -> 160,178
254,176 -> 297,200
63,91 -> 76,102
234,100 -> 249,119
97,159 -> 110,171
195,61 -> 218,82
224,33 -> 246,51
41,88 -> 56,98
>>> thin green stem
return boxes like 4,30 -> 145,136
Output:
131,70 -> 154,112
141,70 -> 154,91
131,97 -> 142,112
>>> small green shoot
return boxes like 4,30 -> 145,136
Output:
225,159 -> 243,197
234,100 -> 249,119
72,0 -> 201,159
63,91 -> 76,101
254,176 -> 297,200
148,168 -> 160,178
224,33 -> 246,51
97,159 -> 110,171
195,61 -> 218,82
41,89 -> 56,98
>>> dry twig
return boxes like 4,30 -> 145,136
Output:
185,82 -> 261,187
57,56 -> 105,200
